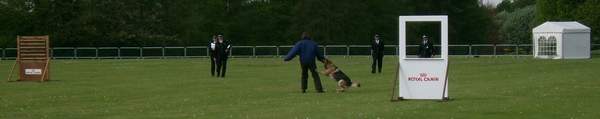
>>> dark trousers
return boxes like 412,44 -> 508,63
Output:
210,57 -> 216,76
216,58 -> 228,77
301,63 -> 323,91
372,55 -> 383,73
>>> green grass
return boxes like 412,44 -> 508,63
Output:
1,56 -> 599,119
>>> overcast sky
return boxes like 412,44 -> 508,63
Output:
480,0 -> 503,6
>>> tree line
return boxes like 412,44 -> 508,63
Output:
495,0 -> 599,44
1,0 -> 597,48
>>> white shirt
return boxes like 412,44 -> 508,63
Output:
210,43 -> 216,50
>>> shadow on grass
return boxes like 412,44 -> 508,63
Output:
7,80 -> 62,83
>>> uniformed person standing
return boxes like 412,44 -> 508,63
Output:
371,33 -> 384,74
418,35 -> 435,58
209,35 -> 217,77
215,34 -> 231,78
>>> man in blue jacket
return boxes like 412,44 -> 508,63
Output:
284,32 -> 326,93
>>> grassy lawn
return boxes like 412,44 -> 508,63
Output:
1,56 -> 599,119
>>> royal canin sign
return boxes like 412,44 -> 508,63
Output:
408,73 -> 439,81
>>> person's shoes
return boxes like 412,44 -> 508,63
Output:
371,71 -> 375,74
316,90 -> 325,93
302,90 -> 306,93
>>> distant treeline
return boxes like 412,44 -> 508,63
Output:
495,0 -> 600,45
0,0 -> 597,47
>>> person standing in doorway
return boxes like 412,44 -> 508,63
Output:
284,32 -> 326,93
371,33 -> 384,74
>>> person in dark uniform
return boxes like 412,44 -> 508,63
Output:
209,35 -> 217,77
418,35 -> 435,58
215,34 -> 231,78
371,33 -> 384,74
284,32 -> 326,93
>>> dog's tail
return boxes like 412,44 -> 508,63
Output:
351,81 -> 361,88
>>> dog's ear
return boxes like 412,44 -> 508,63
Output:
323,60 -> 332,68
324,59 -> 333,64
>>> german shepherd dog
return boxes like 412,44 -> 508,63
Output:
321,59 -> 360,92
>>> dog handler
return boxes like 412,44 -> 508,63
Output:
284,32 -> 326,93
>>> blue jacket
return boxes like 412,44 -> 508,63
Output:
284,38 -> 326,64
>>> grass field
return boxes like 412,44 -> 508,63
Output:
1,56 -> 599,119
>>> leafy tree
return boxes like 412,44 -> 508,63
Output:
536,0 -> 599,43
497,5 -> 535,44
575,0 -> 600,44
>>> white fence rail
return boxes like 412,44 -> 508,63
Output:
1,44 -> 599,59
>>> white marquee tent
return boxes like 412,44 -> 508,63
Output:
532,21 -> 591,59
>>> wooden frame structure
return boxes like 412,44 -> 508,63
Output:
7,36 -> 50,82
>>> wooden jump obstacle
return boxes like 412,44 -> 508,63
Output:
7,36 -> 51,82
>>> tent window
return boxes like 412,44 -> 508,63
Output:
538,36 -> 557,57
537,36 -> 546,56
547,36 -> 557,56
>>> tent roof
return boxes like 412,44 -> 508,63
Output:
533,22 -> 591,33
